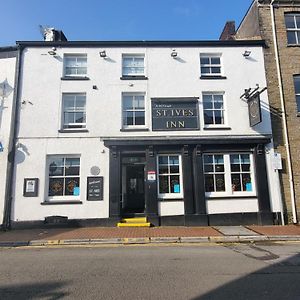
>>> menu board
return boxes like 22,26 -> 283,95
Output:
87,177 -> 103,201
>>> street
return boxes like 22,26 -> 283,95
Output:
0,243 -> 299,299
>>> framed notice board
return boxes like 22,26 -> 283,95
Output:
87,176 -> 103,201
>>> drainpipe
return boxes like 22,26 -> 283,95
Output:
2,46 -> 22,229
269,0 -> 298,223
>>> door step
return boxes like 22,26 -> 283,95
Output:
117,217 -> 151,227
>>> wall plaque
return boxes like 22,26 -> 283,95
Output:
152,97 -> 199,131
87,176 -> 103,201
23,178 -> 39,197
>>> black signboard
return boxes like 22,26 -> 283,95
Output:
152,97 -> 199,131
248,93 -> 262,127
87,176 -> 103,201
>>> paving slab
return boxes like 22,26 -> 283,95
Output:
214,226 -> 260,236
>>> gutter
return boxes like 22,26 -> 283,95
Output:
269,0 -> 298,223
2,46 -> 23,229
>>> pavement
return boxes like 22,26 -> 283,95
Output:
0,224 -> 300,247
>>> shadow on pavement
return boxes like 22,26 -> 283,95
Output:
192,252 -> 300,300
0,281 -> 69,300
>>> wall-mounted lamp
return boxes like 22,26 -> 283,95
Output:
243,50 -> 251,58
48,47 -> 57,55
171,49 -> 178,58
99,50 -> 107,58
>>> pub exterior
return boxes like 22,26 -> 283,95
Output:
5,36 -> 284,228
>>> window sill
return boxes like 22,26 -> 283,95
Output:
203,126 -> 231,130
158,198 -> 184,201
120,76 -> 148,80
120,128 -> 149,132
41,201 -> 83,205
61,76 -> 90,81
200,75 -> 227,80
58,129 -> 89,133
287,44 -> 300,47
206,195 -> 257,200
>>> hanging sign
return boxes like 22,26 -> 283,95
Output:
152,98 -> 199,131
248,93 -> 262,127
147,171 -> 156,181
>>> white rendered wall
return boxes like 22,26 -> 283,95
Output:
158,201 -> 185,216
0,56 -> 16,225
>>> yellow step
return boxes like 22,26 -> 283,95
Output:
121,217 -> 147,223
117,222 -> 151,227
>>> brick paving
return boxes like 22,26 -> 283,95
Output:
248,225 -> 300,236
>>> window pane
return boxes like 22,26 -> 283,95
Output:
125,111 -> 134,125
215,164 -> 224,173
159,166 -> 169,174
159,156 -> 168,165
135,111 -> 145,125
240,154 -> 250,164
215,174 -> 225,191
287,31 -> 297,44
170,165 -> 179,174
75,112 -> 85,123
214,155 -> 224,164
204,112 -> 214,124
170,176 -> 180,193
123,96 -> 133,109
211,57 -> 220,64
242,174 -> 252,191
231,174 -> 241,191
285,15 -> 296,28
77,67 -> 87,75
296,95 -> 300,112
211,67 -> 221,74
49,178 -> 64,196
169,156 -> 179,165
200,57 -> 209,64
204,155 -> 213,164
201,67 -> 210,74
135,96 -> 145,108
135,57 -> 144,66
205,175 -> 214,192
49,158 -> 64,176
204,164 -> 213,172
64,112 -> 75,125
65,57 -> 76,66
159,176 -> 169,193
230,154 -> 240,164
64,177 -> 80,196
296,16 -> 300,28
214,94 -> 223,102
214,110 -> 223,124
123,58 -> 132,67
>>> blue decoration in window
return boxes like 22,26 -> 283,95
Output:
174,184 -> 180,193
73,187 -> 80,196
246,183 -> 252,192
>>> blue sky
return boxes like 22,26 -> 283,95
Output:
1,0 -> 253,46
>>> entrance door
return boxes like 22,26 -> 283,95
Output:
123,165 -> 145,214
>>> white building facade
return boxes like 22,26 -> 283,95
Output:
9,40 -> 283,227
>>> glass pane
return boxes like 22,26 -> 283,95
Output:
215,164 -> 224,173
214,110 -> 223,124
159,166 -> 169,174
75,112 -> 85,123
65,67 -> 74,75
204,112 -> 214,124
214,155 -> 224,164
159,156 -> 168,165
64,112 -> 75,125
215,174 -> 225,191
64,177 -> 80,196
65,166 -> 80,176
214,94 -> 223,102
65,57 -> 76,67
285,15 -> 296,28
135,111 -> 145,125
49,178 -> 64,196
77,57 -> 87,66
287,31 -> 297,44
77,67 -> 87,75
296,95 -> 300,111
123,96 -> 133,109
76,98 -> 86,109
135,57 -> 144,66
170,176 -> 180,193
203,97 -> 213,109
65,158 -> 80,167
123,58 -> 132,67
230,154 -> 240,164
211,67 -> 221,74
49,158 -> 64,176
134,96 -> 144,108
231,164 -> 240,172
205,175 -> 214,192
169,156 -> 179,165
159,176 -> 169,193
242,164 -> 250,172
63,97 -> 74,109
122,67 -> 131,75
231,174 -> 241,191
201,67 -> 210,74
204,155 -> 213,164
211,57 -> 220,64
297,31 -> 300,44
296,16 -> 300,28
240,154 -> 250,164
204,164 -> 213,173
242,174 -> 252,191
125,111 -> 134,126
170,165 -> 179,174
214,101 -> 223,109
200,57 -> 209,64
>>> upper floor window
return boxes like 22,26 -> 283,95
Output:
122,55 -> 145,76
122,93 -> 145,128
285,14 -> 300,44
293,75 -> 300,112
48,156 -> 80,199
203,153 -> 255,197
202,93 -> 225,126
200,54 -> 222,76
62,93 -> 86,129
64,54 -> 87,76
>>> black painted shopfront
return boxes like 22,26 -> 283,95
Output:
104,136 -> 275,226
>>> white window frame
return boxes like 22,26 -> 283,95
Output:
62,93 -> 87,129
203,153 -> 256,198
46,155 -> 81,201
293,75 -> 300,112
202,92 -> 226,128
122,54 -> 145,76
285,13 -> 300,45
63,54 -> 87,77
122,92 -> 147,129
200,53 -> 222,76
157,154 -> 184,199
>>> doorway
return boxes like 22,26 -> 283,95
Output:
121,156 -> 145,214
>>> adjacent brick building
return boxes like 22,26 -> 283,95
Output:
222,0 -> 300,223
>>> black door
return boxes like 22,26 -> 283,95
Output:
124,165 -> 145,213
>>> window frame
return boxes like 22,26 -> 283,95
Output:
293,75 -> 300,112
122,54 -> 145,77
121,92 -> 147,129
203,153 -> 256,198
157,154 -> 184,199
61,93 -> 87,130
285,13 -> 300,45
202,92 -> 226,128
63,54 -> 87,77
200,53 -> 223,77
46,155 -> 81,201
